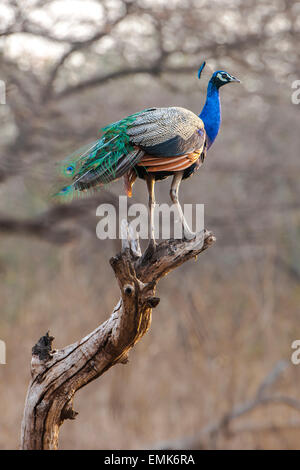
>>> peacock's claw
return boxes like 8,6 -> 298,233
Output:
183,229 -> 197,241
144,239 -> 156,258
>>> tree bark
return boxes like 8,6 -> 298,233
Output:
20,223 -> 215,450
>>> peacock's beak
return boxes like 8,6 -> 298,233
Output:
230,75 -> 241,83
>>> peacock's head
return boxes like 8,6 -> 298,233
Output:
211,70 -> 240,88
198,62 -> 240,88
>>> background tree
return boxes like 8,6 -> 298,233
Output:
0,0 -> 299,449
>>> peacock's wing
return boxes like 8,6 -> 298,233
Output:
126,106 -> 206,172
54,107 -> 206,201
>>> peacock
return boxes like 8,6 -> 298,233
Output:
55,62 -> 240,246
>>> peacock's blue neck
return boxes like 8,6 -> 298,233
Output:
199,81 -> 221,148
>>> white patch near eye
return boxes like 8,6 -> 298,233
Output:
217,73 -> 228,82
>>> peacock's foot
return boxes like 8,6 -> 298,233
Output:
148,238 -> 157,249
183,228 -> 197,241
143,238 -> 156,258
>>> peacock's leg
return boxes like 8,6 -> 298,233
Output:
146,175 -> 156,247
170,172 -> 195,239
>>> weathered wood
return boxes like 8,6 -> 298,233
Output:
20,225 -> 215,450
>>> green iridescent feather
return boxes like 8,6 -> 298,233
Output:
53,109 -> 150,201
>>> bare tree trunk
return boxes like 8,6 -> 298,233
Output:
20,223 -> 215,450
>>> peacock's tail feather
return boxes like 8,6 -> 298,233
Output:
58,140 -> 105,178
53,109 -> 151,202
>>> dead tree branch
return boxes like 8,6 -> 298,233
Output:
0,191 -> 120,244
20,225 -> 215,450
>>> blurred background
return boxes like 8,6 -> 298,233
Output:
0,0 -> 300,450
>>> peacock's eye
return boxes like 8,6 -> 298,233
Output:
221,73 -> 227,79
